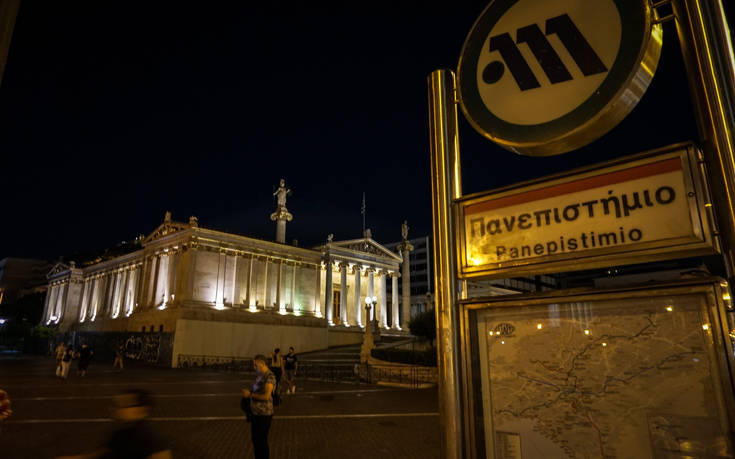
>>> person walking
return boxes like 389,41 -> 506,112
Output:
59,347 -> 73,380
112,345 -> 124,370
54,342 -> 67,377
56,389 -> 172,459
269,348 -> 283,390
242,354 -> 276,459
283,347 -> 298,394
76,343 -> 94,377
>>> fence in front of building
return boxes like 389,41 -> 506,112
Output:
176,354 -> 436,388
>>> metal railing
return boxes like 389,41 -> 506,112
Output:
176,354 -> 437,389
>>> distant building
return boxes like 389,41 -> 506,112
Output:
0,258 -> 52,305
385,235 -> 560,318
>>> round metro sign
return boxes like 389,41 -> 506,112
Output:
457,0 -> 662,156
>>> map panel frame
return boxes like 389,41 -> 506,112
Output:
459,279 -> 735,458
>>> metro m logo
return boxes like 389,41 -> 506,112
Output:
483,14 -> 608,91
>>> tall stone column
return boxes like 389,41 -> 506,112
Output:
379,272 -> 387,328
246,255 -> 254,308
78,280 -> 89,322
231,253 -> 239,307
324,259 -> 333,325
290,263 -> 297,310
44,284 -> 57,323
167,250 -> 177,306
339,262 -> 348,325
397,238 -> 414,330
367,268 -> 375,322
276,260 -> 283,310
215,250 -> 226,308
391,273 -> 399,329
270,179 -> 293,243
314,264 -> 322,317
263,258 -> 270,309
353,265 -> 362,327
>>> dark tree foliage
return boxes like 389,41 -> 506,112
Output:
408,308 -> 437,347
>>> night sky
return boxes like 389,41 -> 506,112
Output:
0,3 -> 725,262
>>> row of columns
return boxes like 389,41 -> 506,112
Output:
323,260 -> 407,330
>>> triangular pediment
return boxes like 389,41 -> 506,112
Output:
330,238 -> 402,262
47,262 -> 70,278
143,212 -> 191,244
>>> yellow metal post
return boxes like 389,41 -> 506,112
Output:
428,69 -> 464,459
673,0 -> 735,281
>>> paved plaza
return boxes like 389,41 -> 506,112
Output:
0,355 -> 440,459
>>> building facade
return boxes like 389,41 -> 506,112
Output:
42,183 -> 410,366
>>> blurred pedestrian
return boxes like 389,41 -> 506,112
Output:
54,342 -> 67,377
113,345 -> 124,370
0,389 -> 11,433
283,347 -> 298,394
242,354 -> 275,459
58,347 -> 74,380
56,389 -> 172,458
76,343 -> 94,377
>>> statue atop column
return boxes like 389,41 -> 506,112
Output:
270,179 -> 293,244
401,220 -> 409,241
273,179 -> 291,208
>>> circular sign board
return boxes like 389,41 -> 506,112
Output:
457,0 -> 662,156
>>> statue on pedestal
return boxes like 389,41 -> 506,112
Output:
273,179 -> 291,208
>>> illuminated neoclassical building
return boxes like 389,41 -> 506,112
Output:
41,180 -> 410,366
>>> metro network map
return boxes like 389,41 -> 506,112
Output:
481,295 -> 732,459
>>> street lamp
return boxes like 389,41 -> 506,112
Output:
365,296 -> 377,328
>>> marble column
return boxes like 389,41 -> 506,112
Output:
216,250 -> 226,308
391,273 -> 400,329
167,250 -> 177,305
367,268 -> 374,322
149,255 -> 160,308
276,260 -> 283,310
78,280 -> 90,322
290,263 -> 296,311
353,265 -> 362,327
339,262 -> 348,325
263,258 -> 270,309
56,282 -> 68,323
231,253 -> 239,307
324,260 -> 333,324
314,264 -> 322,317
246,255 -> 254,308
380,271 -> 387,328
398,241 -> 414,330
89,277 -> 100,321
45,285 -> 58,323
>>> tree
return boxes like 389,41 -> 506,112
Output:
408,308 -> 437,347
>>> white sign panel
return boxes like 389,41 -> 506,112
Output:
458,145 -> 716,278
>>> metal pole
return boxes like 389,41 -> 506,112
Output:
428,69 -> 463,459
673,0 -> 735,282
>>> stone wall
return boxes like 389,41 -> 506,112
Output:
170,319 -> 329,367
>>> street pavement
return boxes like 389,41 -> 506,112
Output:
0,354 -> 440,459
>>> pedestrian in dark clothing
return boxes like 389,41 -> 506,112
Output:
113,345 -> 124,370
56,389 -> 172,459
269,348 -> 283,390
76,343 -> 93,377
242,354 -> 276,459
283,347 -> 298,394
